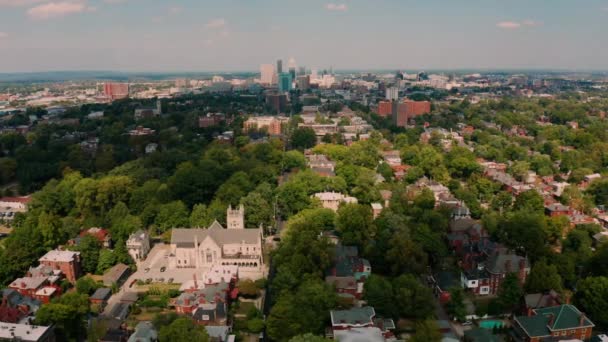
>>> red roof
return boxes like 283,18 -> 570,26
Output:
0,196 -> 31,204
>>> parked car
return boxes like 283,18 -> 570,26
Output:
144,267 -> 150,273
160,266 -> 166,272
462,321 -> 473,326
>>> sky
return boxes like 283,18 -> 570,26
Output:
0,0 -> 607,73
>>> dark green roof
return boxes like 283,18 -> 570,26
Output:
464,328 -> 499,342
515,304 -> 595,338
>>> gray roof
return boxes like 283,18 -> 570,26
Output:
128,321 -> 157,342
91,288 -> 112,301
331,306 -> 375,326
486,249 -> 529,274
170,225 -> 261,247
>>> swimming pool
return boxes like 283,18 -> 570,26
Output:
479,320 -> 504,329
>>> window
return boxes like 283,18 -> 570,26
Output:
581,329 -> 587,333
570,330 -> 575,334
561,331 -> 567,336
553,332 -> 559,337
206,253 -> 212,263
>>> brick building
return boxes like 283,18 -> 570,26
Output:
38,250 -> 81,283
392,100 -> 431,127
375,101 -> 393,117
513,305 -> 594,342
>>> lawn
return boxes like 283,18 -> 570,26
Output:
235,301 -> 256,316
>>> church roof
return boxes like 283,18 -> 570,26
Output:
171,226 -> 261,247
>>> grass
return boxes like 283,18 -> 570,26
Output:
135,283 -> 181,292
235,301 -> 256,316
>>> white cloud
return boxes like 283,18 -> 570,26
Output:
27,1 -> 93,19
0,32 -> 8,38
205,18 -> 226,29
325,3 -> 347,11
496,21 -> 521,29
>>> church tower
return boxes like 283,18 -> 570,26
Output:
226,204 -> 245,229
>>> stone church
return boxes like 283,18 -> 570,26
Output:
168,205 -> 265,280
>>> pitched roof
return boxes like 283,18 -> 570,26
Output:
330,306 -> 375,326
486,249 -> 529,275
170,226 -> 262,248
91,288 -> 112,301
464,328 -> 499,342
515,304 -> 595,338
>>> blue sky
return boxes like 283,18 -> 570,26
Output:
0,0 -> 607,72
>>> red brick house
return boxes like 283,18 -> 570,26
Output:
38,250 -> 81,283
513,305 -> 594,342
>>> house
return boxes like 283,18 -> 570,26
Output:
205,326 -> 231,342
461,247 -> 530,296
126,230 -> 150,261
381,150 -> 401,166
38,249 -> 81,283
512,304 -> 594,342
390,164 -> 410,180
0,289 -> 41,324
545,203 -> 572,217
464,328 -> 499,342
73,227 -> 111,248
172,283 -> 231,326
329,306 -> 395,340
127,321 -> 157,342
313,192 -> 358,212
0,322 -> 55,342
371,203 -> 382,219
134,100 -> 161,120
90,288 -> 112,309
168,205 -> 265,280
306,154 -> 336,177
0,196 -> 31,220
103,263 -> 131,287
7,277 -> 59,304
325,245 -> 371,303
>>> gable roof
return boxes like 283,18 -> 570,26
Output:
170,226 -> 261,248
331,306 -> 375,326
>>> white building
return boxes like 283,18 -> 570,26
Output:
126,230 -> 151,261
260,64 -> 275,85
385,87 -> 398,101
168,205 -> 265,280
313,192 -> 358,212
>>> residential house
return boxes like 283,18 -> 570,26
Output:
0,289 -> 41,324
90,288 -> 112,310
69,227 -> 111,248
8,277 -> 60,304
0,196 -> 31,221
545,203 -> 572,217
325,245 -> 371,302
127,321 -> 157,342
306,154 -> 336,177
523,290 -> 563,316
513,304 -> 594,342
126,230 -> 151,262
172,283 -> 230,326
461,247 -> 530,296
313,192 -> 358,212
329,306 -> 395,341
38,250 -> 81,283
371,203 -> 382,219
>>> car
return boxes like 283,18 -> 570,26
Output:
168,278 -> 174,284
157,277 -> 164,282
160,267 -> 166,272
462,321 -> 473,326
272,237 -> 281,242
144,267 -> 150,273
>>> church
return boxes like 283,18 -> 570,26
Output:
168,205 -> 266,280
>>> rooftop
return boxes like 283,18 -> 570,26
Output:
0,322 -> 53,341
39,249 -> 80,263
515,304 -> 595,338
171,224 -> 261,247
331,306 -> 375,326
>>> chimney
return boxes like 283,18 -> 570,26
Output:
547,313 -> 555,328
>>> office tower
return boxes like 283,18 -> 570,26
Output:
288,57 -> 297,80
278,72 -> 293,93
103,82 -> 129,100
298,67 -> 306,76
265,93 -> 287,113
260,64 -> 275,85
385,87 -> 399,101
297,75 -> 310,91
277,59 -> 283,74
289,67 -> 296,81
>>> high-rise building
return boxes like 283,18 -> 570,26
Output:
289,68 -> 296,81
260,64 -> 275,85
278,72 -> 293,93
298,67 -> 306,76
265,93 -> 287,113
276,59 -> 283,74
375,101 -> 393,117
103,82 -> 129,100
385,87 -> 399,101
288,57 -> 297,80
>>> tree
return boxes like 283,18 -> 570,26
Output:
363,275 -> 396,318
513,190 -> 544,213
497,211 -> 548,261
158,317 -> 209,342
410,319 -> 442,342
76,276 -> 100,295
497,273 -> 523,311
446,287 -> 467,322
386,229 -> 428,276
77,235 -> 102,274
291,127 -> 316,150
289,334 -> 332,342
335,203 -> 375,248
35,292 -> 90,341
240,192 -> 273,228
283,150 -> 307,171
237,279 -> 260,298
96,249 -> 117,275
526,259 -> 563,293
189,203 -> 213,228
392,274 -> 435,319
545,215 -> 569,245
155,201 -> 189,232
574,276 -> 608,329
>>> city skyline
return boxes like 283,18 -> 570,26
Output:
0,0 -> 607,73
